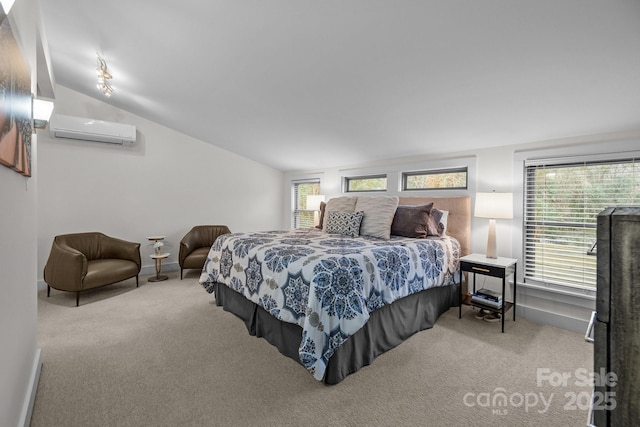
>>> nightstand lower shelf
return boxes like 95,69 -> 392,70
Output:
470,300 -> 514,315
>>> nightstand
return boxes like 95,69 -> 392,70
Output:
458,253 -> 517,333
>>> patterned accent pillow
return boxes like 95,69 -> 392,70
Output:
355,196 -> 399,240
321,197 -> 358,229
324,211 -> 364,237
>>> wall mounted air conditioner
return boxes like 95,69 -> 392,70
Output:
49,114 -> 136,146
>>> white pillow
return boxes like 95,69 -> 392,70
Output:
322,197 -> 358,229
439,210 -> 449,235
355,196 -> 399,240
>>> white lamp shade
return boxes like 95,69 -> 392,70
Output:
306,195 -> 325,211
474,192 -> 513,219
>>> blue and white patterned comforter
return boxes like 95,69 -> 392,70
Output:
199,228 -> 460,381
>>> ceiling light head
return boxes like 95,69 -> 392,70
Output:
96,54 -> 114,97
102,84 -> 114,98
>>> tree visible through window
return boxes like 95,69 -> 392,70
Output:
344,175 -> 387,192
524,158 -> 640,288
403,168 -> 467,190
292,180 -> 320,229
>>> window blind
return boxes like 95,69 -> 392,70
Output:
292,179 -> 320,229
524,157 -> 639,288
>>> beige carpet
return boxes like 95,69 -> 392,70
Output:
31,272 -> 594,427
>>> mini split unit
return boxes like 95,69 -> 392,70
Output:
49,114 -> 136,146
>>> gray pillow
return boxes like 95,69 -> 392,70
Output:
390,203 -> 434,238
322,197 -> 358,229
315,201 -> 326,229
428,208 -> 445,236
355,196 -> 399,240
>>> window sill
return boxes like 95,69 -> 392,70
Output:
517,280 -> 596,309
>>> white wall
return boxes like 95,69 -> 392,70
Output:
284,131 -> 640,333
2,6 -> 284,422
0,1 -> 41,426
37,85 -> 284,279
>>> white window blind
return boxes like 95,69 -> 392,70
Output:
292,179 -> 320,229
524,157 -> 640,288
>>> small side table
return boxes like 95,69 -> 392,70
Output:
149,253 -> 170,282
458,253 -> 517,333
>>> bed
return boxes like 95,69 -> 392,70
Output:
199,196 -> 471,384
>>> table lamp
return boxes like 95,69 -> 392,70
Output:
474,192 -> 513,259
306,195 -> 325,227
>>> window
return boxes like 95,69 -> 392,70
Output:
402,167 -> 467,191
292,179 -> 321,229
524,158 -> 640,288
344,174 -> 387,192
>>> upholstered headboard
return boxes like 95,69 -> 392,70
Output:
397,196 -> 472,257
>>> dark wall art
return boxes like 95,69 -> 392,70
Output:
0,8 -> 33,177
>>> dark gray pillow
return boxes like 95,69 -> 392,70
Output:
315,201 -> 326,230
427,207 -> 445,236
390,203 -> 434,238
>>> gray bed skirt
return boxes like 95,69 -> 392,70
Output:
212,282 -> 460,384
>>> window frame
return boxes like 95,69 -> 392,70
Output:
401,167 -> 468,191
343,174 -> 388,193
291,178 -> 321,229
521,154 -> 640,291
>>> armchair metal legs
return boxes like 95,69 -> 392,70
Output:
46,277 -> 140,307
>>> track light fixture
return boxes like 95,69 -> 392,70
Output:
96,54 -> 114,97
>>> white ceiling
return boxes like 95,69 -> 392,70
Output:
39,0 -> 640,172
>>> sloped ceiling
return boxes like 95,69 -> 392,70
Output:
39,0 -> 640,171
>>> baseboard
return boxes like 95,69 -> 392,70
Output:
140,261 -> 179,277
517,304 -> 590,335
20,348 -> 42,427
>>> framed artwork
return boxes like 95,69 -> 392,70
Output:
0,7 -> 33,177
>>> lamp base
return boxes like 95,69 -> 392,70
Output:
486,219 -> 497,259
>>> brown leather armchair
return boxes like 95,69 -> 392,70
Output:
44,232 -> 141,306
179,225 -> 231,279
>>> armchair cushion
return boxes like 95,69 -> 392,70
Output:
180,247 -> 211,270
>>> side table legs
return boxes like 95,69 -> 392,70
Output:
149,257 -> 168,282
